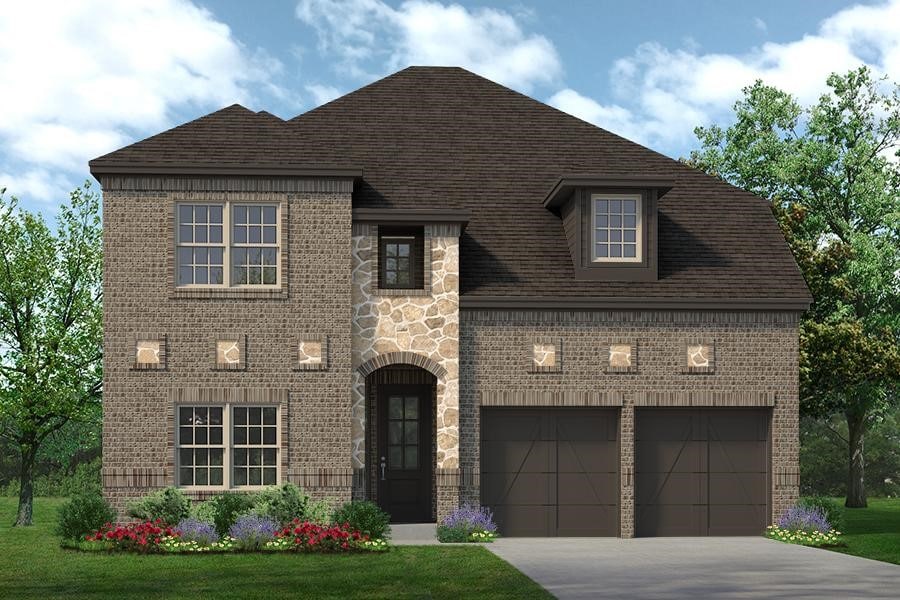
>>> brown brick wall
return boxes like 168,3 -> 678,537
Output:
101,178 -> 353,514
458,309 -> 800,537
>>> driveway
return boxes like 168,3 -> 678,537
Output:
489,537 -> 900,599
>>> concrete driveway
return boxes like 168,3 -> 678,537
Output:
489,537 -> 900,599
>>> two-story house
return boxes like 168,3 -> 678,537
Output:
91,67 -> 810,537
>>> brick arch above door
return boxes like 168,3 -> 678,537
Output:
357,351 -> 448,380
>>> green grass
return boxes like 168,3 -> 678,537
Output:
0,498 -> 551,600
827,497 -> 900,565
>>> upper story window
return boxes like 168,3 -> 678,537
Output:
176,202 -> 280,288
378,226 -> 424,289
591,194 -> 641,262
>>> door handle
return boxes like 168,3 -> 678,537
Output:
380,456 -> 386,481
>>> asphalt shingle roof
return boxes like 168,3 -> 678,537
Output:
90,67 -> 811,304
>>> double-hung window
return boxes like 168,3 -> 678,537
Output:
177,404 -> 280,489
591,193 -> 642,262
176,202 -> 280,287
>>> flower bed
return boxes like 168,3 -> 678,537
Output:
437,505 -> 499,543
765,525 -> 843,547
74,517 -> 388,554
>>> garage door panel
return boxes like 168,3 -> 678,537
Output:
708,505 -> 768,536
481,408 -> 619,537
481,440 -> 554,473
558,440 -> 618,472
636,504 -> 705,537
492,505 -> 554,537
635,440 -> 705,473
557,472 -> 618,505
635,409 -> 770,537
708,440 -> 767,472
636,472 -> 705,505
708,473 -> 767,504
558,504 -> 618,536
481,472 -> 554,505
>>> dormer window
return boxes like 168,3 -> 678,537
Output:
592,194 -> 641,262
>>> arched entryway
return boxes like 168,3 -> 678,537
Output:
364,364 -> 437,523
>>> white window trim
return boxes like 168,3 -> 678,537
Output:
176,403 -> 281,492
175,201 -> 282,289
590,192 -> 642,263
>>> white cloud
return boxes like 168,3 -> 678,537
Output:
0,168 -> 74,205
0,0 -> 282,186
548,0 -> 900,153
306,84 -> 343,106
295,0 -> 562,91
754,17 -> 768,33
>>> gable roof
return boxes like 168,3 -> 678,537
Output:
90,67 -> 811,308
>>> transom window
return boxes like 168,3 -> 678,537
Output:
591,194 -> 642,262
387,395 -> 419,470
176,202 -> 280,287
177,404 -> 279,489
378,226 -> 424,290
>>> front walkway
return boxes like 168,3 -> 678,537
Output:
390,523 -> 440,545
488,537 -> 900,599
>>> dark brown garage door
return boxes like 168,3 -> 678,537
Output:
635,409 -> 769,536
481,408 -> 618,537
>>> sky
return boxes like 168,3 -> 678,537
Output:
1,0 -> 899,214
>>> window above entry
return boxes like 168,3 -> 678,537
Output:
592,194 -> 642,262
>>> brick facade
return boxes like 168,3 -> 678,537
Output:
458,309 -> 800,537
101,177 -> 354,513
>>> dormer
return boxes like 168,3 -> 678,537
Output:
543,175 -> 673,282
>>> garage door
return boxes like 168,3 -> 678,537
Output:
635,409 -> 769,536
481,408 -> 618,537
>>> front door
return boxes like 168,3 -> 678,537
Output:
377,384 -> 433,522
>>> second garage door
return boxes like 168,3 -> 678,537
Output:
481,408 -> 618,537
635,409 -> 769,536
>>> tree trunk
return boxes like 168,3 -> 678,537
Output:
845,411 -> 867,508
14,444 -> 37,527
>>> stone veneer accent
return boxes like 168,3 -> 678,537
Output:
101,176 -> 353,514
351,223 -> 460,518
458,309 -> 800,538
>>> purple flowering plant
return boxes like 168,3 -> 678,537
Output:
437,504 -> 498,543
175,518 -> 219,546
777,505 -> 831,533
229,515 -> 279,550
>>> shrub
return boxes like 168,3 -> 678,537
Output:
305,498 -> 334,525
86,520 -> 177,553
332,501 -> 390,539
229,514 -> 278,550
55,493 -> 116,541
777,505 -> 831,533
189,499 -> 217,524
175,518 -> 219,546
797,496 -> 844,531
126,487 -> 191,526
436,504 -> 498,543
249,483 -> 309,525
205,492 -> 256,536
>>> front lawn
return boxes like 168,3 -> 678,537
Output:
0,498 -> 550,600
828,497 -> 900,565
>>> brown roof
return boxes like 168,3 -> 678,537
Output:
90,66 -> 811,306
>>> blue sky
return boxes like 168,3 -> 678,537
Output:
2,0 -> 898,214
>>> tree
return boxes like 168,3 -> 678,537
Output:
0,184 -> 102,525
687,66 -> 900,508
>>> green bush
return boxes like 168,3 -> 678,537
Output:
2,457 -> 101,497
55,493 -> 116,541
249,483 -> 309,525
305,498 -> 334,525
189,499 -> 217,523
332,500 -> 390,539
208,492 -> 256,536
126,487 -> 190,526
436,524 -> 468,543
798,495 -> 845,530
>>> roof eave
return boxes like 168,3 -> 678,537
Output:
88,162 -> 364,180
352,208 -> 471,232
460,295 -> 811,311
543,175 -> 675,209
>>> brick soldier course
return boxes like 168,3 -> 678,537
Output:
92,67 -> 810,535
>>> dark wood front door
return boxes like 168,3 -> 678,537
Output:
481,408 -> 619,537
377,384 -> 432,523
635,409 -> 770,536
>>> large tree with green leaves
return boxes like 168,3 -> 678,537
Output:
0,184 -> 102,525
687,67 -> 900,507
